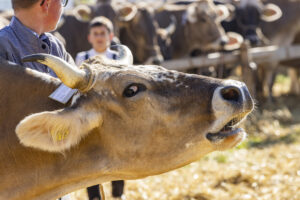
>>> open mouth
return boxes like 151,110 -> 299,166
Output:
206,115 -> 246,142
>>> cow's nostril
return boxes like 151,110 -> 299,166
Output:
221,86 -> 241,102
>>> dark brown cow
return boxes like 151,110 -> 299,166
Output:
154,0 -> 243,60
216,0 -> 282,46
0,46 -> 253,200
116,3 -> 164,64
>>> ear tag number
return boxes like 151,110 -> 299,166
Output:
51,129 -> 69,142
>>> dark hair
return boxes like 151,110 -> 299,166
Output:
89,16 -> 113,33
11,0 -> 40,10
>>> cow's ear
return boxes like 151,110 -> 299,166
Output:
186,4 -> 197,24
15,107 -> 103,153
215,4 -> 230,22
73,4 -> 92,22
118,5 -> 138,22
223,32 -> 244,51
261,3 -> 282,22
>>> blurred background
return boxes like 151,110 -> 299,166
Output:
1,0 -> 300,199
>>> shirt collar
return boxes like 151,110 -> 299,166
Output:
89,49 -> 107,57
10,16 -> 50,46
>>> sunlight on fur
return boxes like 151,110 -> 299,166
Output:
15,108 -> 102,153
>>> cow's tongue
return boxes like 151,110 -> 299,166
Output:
206,128 -> 242,141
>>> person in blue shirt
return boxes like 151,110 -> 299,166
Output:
0,0 -> 74,77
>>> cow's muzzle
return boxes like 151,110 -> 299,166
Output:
207,80 -> 254,142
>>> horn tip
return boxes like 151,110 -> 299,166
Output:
22,54 -> 46,63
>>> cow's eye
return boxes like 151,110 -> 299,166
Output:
123,84 -> 146,98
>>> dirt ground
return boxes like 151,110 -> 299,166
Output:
68,74 -> 300,200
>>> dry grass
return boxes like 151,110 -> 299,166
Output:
67,74 -> 300,200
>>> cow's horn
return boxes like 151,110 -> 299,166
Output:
22,54 -> 92,91
165,15 -> 177,36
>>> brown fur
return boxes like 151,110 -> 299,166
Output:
0,57 -> 253,200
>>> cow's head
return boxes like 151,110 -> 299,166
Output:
184,0 -> 242,52
230,0 -> 282,45
17,46 -> 254,176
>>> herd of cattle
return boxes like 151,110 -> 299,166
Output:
0,0 -> 299,199
1,0 -> 300,100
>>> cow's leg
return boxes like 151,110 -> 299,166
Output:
255,64 -> 265,102
258,61 -> 277,102
112,180 -> 125,198
264,68 -> 276,102
288,68 -> 300,95
87,185 -> 101,200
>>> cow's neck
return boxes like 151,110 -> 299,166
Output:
0,137 -> 113,200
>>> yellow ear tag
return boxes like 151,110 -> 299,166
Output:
51,129 -> 69,142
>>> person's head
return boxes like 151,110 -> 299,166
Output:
88,16 -> 114,53
12,0 -> 68,34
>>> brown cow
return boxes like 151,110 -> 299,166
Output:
0,45 -> 253,200
154,0 -> 243,59
256,0 -> 300,100
284,32 -> 300,95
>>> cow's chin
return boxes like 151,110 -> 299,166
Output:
206,121 -> 247,150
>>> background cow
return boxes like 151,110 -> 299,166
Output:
254,0 -> 300,100
215,0 -> 282,46
154,0 -> 237,59
282,32 -> 300,95
56,2 -> 165,64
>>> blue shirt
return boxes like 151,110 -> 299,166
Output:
0,16 -> 74,77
